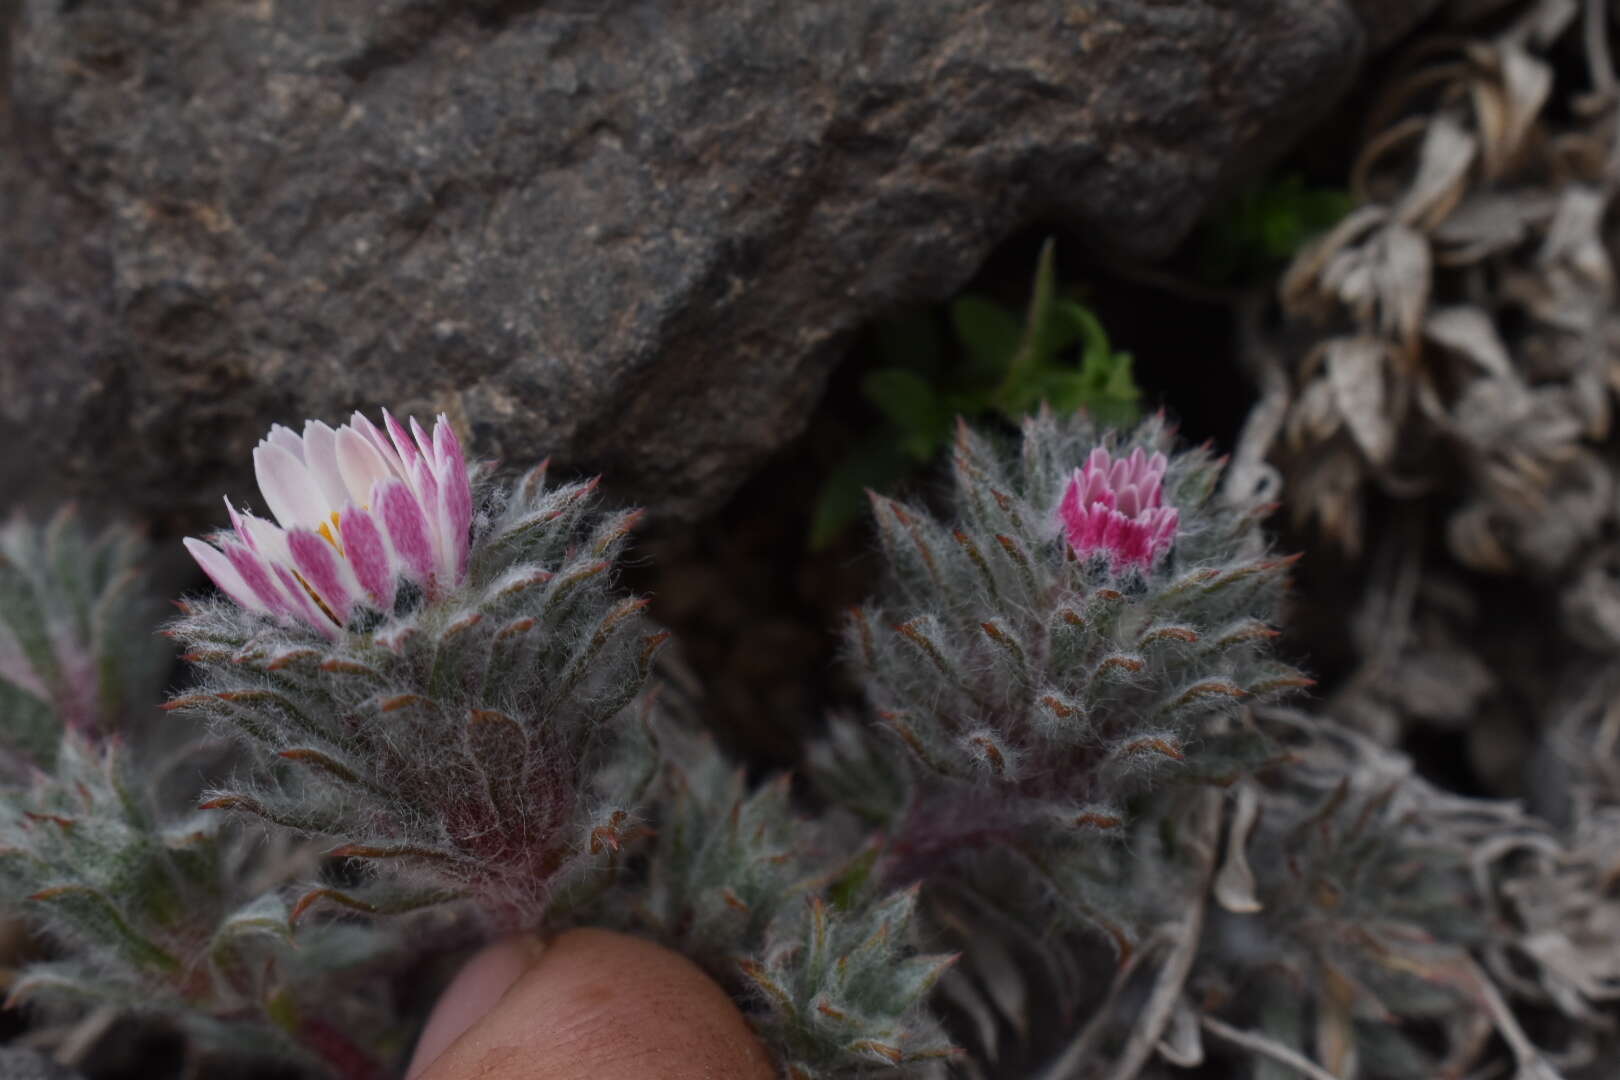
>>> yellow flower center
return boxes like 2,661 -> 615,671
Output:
318,511 -> 343,552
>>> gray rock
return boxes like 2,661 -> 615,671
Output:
3,0 -> 1390,520
1349,0 -> 1444,52
0,1048 -> 84,1080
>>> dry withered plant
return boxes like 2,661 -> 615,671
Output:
1228,0 -> 1620,757
1261,0 -> 1620,573
1199,0 -> 1620,1075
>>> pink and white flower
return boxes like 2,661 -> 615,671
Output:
184,409 -> 473,637
1058,446 -> 1179,572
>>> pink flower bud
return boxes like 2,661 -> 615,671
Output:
1058,446 -> 1178,572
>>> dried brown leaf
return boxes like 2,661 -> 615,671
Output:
1325,337 -> 1397,466
1468,42 -> 1552,178
1521,0 -> 1580,47
1539,185 -> 1612,292
1394,116 -> 1478,230
1155,996 -> 1204,1067
1214,780 -> 1263,914
1280,205 -> 1388,318
1426,305 -> 1516,379
1447,502 -> 1515,573
1287,375 -> 1344,451
1375,225 -> 1434,344
1433,191 -> 1555,263
1298,447 -> 1366,554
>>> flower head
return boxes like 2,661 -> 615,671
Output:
184,409 -> 473,637
1058,446 -> 1178,572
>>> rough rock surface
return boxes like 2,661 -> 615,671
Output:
4,0 -> 1393,520
0,1049 -> 84,1080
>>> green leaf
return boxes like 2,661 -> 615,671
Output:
1198,172 -> 1355,284
872,309 -> 944,376
994,238 -> 1065,416
28,884 -> 181,973
809,438 -> 911,551
0,682 -> 58,770
827,844 -> 880,911
211,892 -> 293,954
950,295 -> 1022,382
939,387 -> 994,420
0,567 -> 57,698
1016,236 -> 1062,372
860,369 -> 949,461
981,288 -> 1141,426
209,892 -> 293,994
1033,302 -> 1084,364
1032,371 -> 1096,415
1060,300 -> 1111,365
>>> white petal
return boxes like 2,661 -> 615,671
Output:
238,510 -> 293,567
300,420 -> 351,514
254,443 -> 325,529
184,537 -> 269,613
348,411 -> 406,475
336,425 -> 399,507
264,423 -> 307,463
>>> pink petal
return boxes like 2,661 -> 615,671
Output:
409,415 -> 435,464
1144,455 -> 1168,507
382,408 -> 422,474
1081,507 -> 1109,554
407,455 -> 445,574
377,479 -> 436,585
1099,510 -> 1127,555
336,426 -> 399,508
300,420 -> 351,513
339,504 -> 397,611
1085,447 -> 1110,479
1084,468 -> 1111,506
338,505 -> 395,612
221,539 -> 291,615
1124,447 -> 1146,482
287,528 -> 358,624
235,509 -> 293,567
433,417 -> 473,582
432,414 -> 466,477
1117,520 -> 1151,569
1116,483 -> 1141,519
254,443 -> 324,529
225,496 -> 253,549
184,537 -> 270,614
408,453 -> 441,515
271,564 -> 339,640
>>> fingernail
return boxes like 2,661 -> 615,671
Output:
406,935 -> 545,1078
